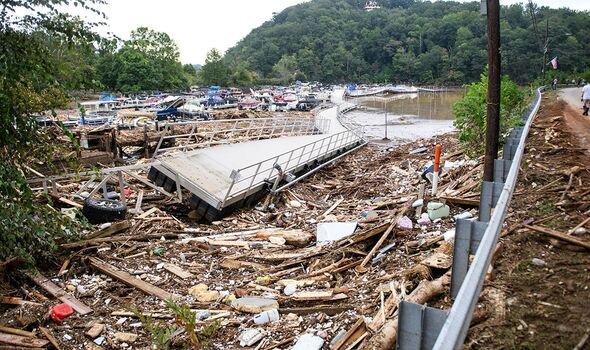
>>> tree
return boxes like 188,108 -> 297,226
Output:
200,49 -> 229,86
0,0 -> 103,265
272,54 -> 298,85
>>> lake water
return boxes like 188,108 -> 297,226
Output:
345,91 -> 464,143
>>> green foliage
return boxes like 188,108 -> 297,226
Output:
132,307 -> 178,349
200,49 -> 230,86
0,0 -> 103,265
224,0 -> 590,84
453,68 -> 528,156
96,27 -> 188,92
132,299 -> 221,349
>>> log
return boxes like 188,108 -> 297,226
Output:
362,272 -> 451,349
525,225 -> 590,249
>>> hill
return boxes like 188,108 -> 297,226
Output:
223,0 -> 590,84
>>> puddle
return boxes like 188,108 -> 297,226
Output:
346,91 -> 464,144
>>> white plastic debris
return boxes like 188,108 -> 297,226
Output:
316,222 -> 357,244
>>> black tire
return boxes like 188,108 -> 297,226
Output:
155,172 -> 167,187
82,198 -> 127,224
204,206 -> 222,222
196,201 -> 210,216
163,177 -> 176,193
147,167 -> 159,181
189,195 -> 201,209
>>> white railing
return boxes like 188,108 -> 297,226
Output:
153,117 -> 330,158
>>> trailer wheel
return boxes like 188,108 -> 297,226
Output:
155,172 -> 167,187
147,167 -> 159,181
82,198 -> 127,224
163,177 -> 177,193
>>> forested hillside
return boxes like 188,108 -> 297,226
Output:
224,0 -> 590,84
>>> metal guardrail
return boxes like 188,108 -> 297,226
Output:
427,88 -> 543,349
153,117 -> 330,158
220,127 -> 364,207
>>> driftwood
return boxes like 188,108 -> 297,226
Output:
362,272 -> 451,349
525,224 -> 590,249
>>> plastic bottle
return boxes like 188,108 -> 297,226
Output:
253,309 -> 280,325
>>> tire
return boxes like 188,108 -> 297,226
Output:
155,172 -> 167,187
82,198 -> 127,224
204,206 -> 222,222
147,167 -> 159,181
163,177 -> 176,193
189,195 -> 201,209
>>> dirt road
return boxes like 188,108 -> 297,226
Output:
559,87 -> 590,165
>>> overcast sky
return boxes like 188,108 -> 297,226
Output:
70,0 -> 589,64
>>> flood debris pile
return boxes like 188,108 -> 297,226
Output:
1,132 -> 491,349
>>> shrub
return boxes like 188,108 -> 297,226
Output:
453,67 -> 528,156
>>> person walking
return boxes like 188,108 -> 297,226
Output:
552,78 -> 558,90
582,81 -> 590,116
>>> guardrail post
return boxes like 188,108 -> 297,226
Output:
478,181 -> 493,222
397,301 -> 449,350
450,219 -> 488,297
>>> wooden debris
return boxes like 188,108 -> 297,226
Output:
86,220 -> 130,240
38,327 -> 60,350
85,324 -> 104,339
332,317 -> 367,350
0,298 -> 42,306
0,333 -> 49,348
525,225 -> 590,249
88,257 -> 177,300
362,272 -> 451,349
26,272 -> 92,315
163,263 -> 195,279
0,327 -> 35,338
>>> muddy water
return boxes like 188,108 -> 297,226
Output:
346,91 -> 464,144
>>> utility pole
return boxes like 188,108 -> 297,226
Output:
542,19 -> 549,83
483,0 -> 501,182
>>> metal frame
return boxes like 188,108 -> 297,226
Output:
153,117 -> 330,158
28,161 -> 180,209
219,127 -> 366,208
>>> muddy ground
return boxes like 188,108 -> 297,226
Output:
466,91 -> 590,349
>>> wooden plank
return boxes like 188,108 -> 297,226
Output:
58,197 -> 83,209
0,328 -> 34,338
332,317 -> 367,350
26,273 -> 92,315
0,333 -> 49,348
38,328 -> 60,350
87,220 -> 130,240
88,257 -> 176,301
0,298 -> 42,307
525,225 -> 590,249
163,263 -> 194,279
439,195 -> 480,207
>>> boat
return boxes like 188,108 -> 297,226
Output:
238,97 -> 261,110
